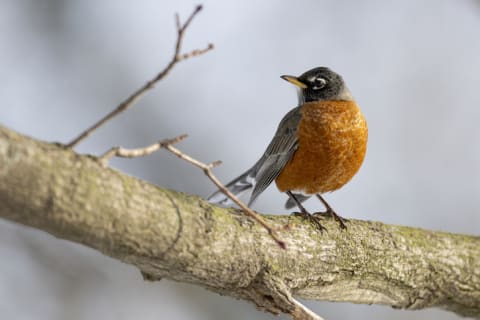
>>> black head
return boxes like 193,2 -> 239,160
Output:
281,67 -> 353,103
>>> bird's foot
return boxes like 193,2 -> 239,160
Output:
313,208 -> 348,229
291,211 -> 327,232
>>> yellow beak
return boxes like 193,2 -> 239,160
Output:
280,75 -> 308,89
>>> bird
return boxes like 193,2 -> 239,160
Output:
208,67 -> 368,230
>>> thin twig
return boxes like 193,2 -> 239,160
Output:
98,136 -> 286,249
290,298 -> 325,320
66,5 -> 213,149
163,144 -> 287,249
98,134 -> 188,167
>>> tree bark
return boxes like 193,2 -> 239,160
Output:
0,125 -> 479,318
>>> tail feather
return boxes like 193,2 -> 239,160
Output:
284,193 -> 311,209
207,169 -> 256,206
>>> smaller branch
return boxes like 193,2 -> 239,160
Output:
65,5 -> 213,149
290,298 -> 325,320
98,134 -> 188,167
178,44 -> 215,62
177,5 -> 203,34
175,13 -> 181,32
98,136 -> 286,249
163,144 -> 287,249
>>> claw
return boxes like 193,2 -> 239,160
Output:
313,208 -> 348,229
314,194 -> 349,230
292,211 -> 327,232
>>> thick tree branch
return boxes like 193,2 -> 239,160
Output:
0,125 -> 479,318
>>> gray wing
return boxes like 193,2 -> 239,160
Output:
248,106 -> 302,205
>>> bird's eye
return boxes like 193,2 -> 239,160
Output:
313,77 -> 327,90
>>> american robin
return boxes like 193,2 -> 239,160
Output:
208,67 -> 368,230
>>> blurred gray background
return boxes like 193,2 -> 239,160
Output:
1,1 -> 479,319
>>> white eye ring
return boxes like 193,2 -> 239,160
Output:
313,78 -> 327,90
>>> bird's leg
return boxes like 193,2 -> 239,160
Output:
287,191 -> 326,232
314,194 -> 348,229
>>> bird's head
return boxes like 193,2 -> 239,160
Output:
281,67 -> 353,104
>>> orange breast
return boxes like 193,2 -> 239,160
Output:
275,100 -> 368,194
